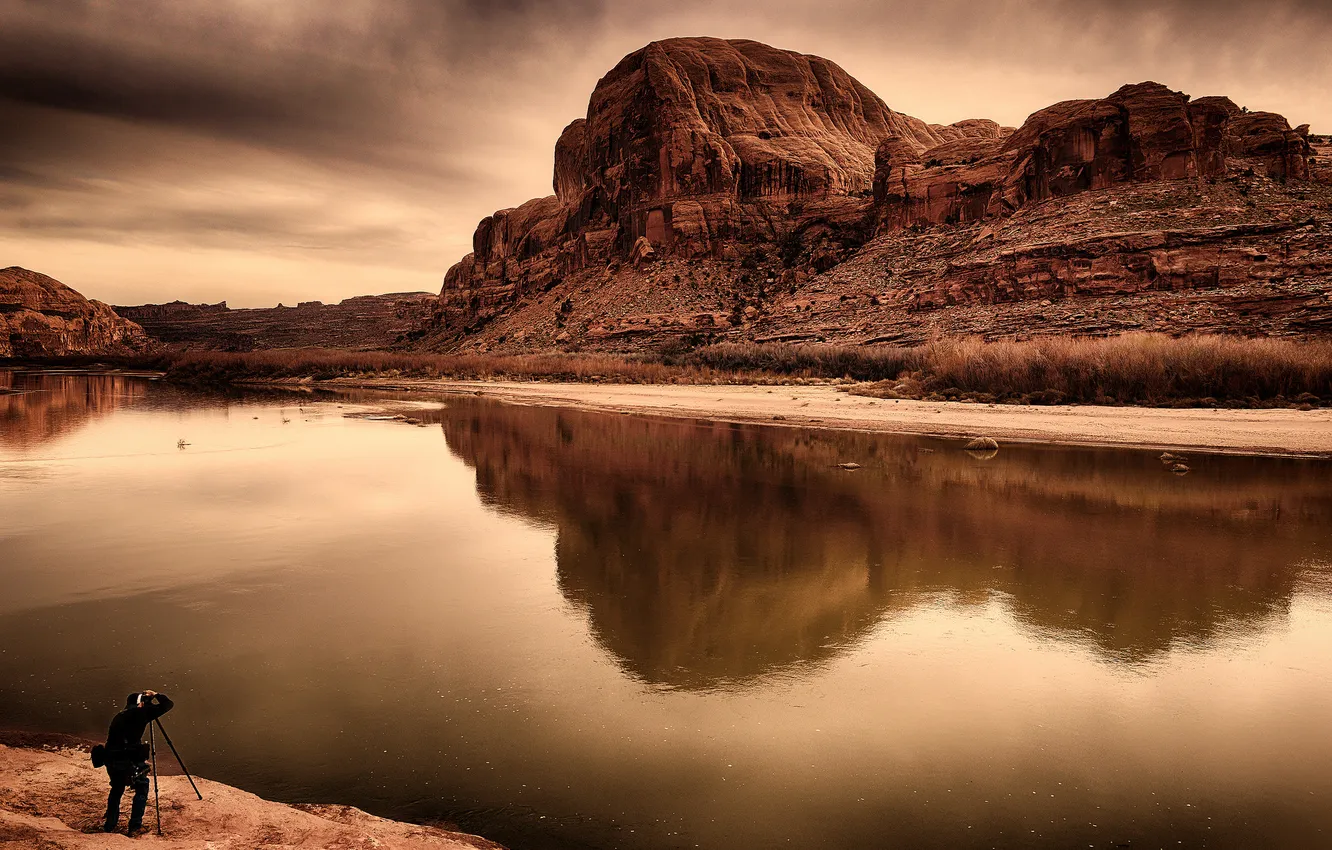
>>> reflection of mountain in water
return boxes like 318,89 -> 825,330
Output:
443,400 -> 1331,687
0,371 -> 150,449
0,370 -> 323,451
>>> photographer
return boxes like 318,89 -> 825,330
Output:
101,690 -> 173,835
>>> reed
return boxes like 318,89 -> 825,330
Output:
886,334 -> 1332,405
680,334 -> 1332,405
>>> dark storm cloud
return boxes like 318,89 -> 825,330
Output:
0,0 -> 611,174
2,0 -> 1327,174
0,0 -> 1327,307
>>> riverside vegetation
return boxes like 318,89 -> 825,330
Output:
80,333 -> 1332,408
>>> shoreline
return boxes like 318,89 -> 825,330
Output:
0,734 -> 503,849
5,364 -> 1331,457
299,377 -> 1332,458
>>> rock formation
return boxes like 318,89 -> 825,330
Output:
116,292 -> 436,350
872,82 -> 1313,231
0,267 -> 150,358
424,38 -> 1327,353
435,37 -> 996,335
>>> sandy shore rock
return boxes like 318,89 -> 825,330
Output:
0,743 -> 502,849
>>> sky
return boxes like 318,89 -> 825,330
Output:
1,0 -> 1328,308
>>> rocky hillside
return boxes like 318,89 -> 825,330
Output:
0,267 -> 151,358
421,37 -> 1330,353
116,293 -> 436,351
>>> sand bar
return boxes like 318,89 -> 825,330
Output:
311,379 -> 1332,457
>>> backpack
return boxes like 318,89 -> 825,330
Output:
90,742 -> 148,767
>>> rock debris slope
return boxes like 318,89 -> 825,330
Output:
422,38 -> 1329,353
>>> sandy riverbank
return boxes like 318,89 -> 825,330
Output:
0,738 -> 502,849
305,378 -> 1332,457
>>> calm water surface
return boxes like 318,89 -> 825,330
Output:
1,369 -> 1330,849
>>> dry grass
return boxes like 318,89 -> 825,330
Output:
115,333 -> 1332,407
849,335 -> 1332,406
680,334 -> 1332,405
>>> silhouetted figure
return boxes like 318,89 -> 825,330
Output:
102,690 -> 173,834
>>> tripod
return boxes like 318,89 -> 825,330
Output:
147,718 -> 202,835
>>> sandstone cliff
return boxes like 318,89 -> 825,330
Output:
425,38 -> 1327,353
0,267 -> 151,358
433,37 -> 998,337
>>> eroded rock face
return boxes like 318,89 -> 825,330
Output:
0,267 -> 150,358
873,82 -> 1314,232
762,178 -> 1332,346
436,37 -> 965,335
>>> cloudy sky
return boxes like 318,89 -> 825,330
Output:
1,0 -> 1328,307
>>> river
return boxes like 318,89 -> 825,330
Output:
1,369 -> 1330,849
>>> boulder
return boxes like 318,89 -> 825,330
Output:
630,236 -> 657,267
424,41 -> 1323,354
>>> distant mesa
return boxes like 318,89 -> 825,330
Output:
423,36 -> 1329,352
0,267 -> 151,358
114,292 -> 437,351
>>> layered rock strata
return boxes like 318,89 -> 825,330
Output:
762,178 -> 1332,346
432,170 -> 1330,353
0,267 -> 150,358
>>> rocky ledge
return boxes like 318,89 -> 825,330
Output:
1,268 -> 151,358
0,740 -> 502,849
421,37 -> 1328,354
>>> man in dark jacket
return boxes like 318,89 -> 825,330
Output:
102,690 -> 173,834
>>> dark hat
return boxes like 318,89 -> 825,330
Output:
125,693 -> 142,709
